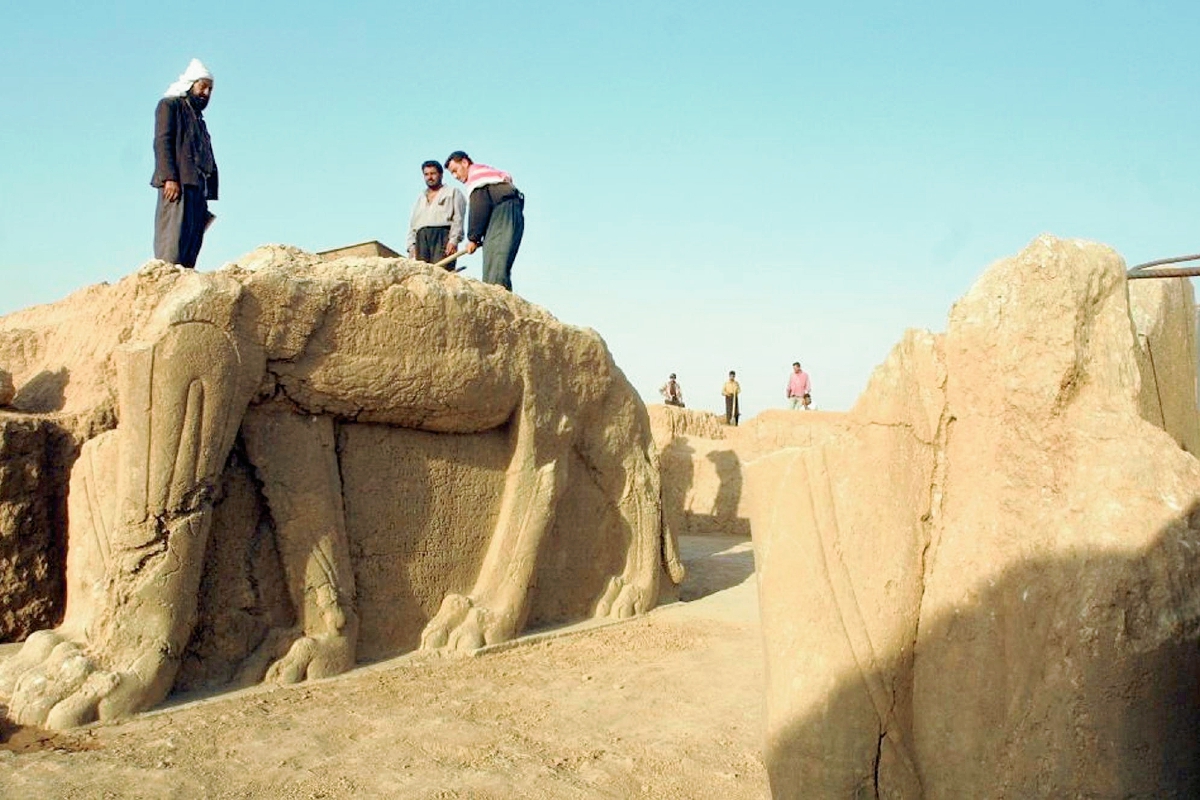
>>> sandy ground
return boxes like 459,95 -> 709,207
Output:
0,535 -> 769,799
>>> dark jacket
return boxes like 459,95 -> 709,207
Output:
151,95 -> 219,200
467,182 -> 522,244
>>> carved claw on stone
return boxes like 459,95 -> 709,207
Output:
0,634 -> 122,730
0,630 -> 62,696
264,633 -> 355,684
594,576 -> 648,620
419,594 -> 506,653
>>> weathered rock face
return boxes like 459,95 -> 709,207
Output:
0,370 -> 14,408
650,406 -> 743,539
746,329 -> 941,798
0,246 -> 682,728
729,409 -> 847,462
647,405 -> 728,448
746,236 -> 1200,798
1130,276 -> 1200,454
0,415 -> 74,640
651,406 -> 844,542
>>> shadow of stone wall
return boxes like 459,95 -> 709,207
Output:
661,437 -> 750,537
766,521 -> 1200,798
11,368 -> 69,414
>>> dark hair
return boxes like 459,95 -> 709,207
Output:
444,150 -> 471,168
421,160 -> 443,173
793,362 -> 801,367
729,371 -> 736,377
669,373 -> 676,379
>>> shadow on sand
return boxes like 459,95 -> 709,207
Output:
678,535 -> 755,602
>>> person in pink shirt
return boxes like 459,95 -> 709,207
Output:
444,150 -> 524,291
786,362 -> 811,410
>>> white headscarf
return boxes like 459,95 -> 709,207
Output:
163,58 -> 214,98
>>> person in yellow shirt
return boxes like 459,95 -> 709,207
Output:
722,370 -> 740,425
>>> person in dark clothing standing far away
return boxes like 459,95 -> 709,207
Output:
660,373 -> 685,407
407,160 -> 466,268
151,58 -> 218,269
722,371 -> 741,425
444,151 -> 524,291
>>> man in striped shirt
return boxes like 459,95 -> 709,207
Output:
445,151 -> 525,291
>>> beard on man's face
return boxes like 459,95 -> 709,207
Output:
188,91 -> 209,110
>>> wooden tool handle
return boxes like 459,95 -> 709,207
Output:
430,250 -> 470,270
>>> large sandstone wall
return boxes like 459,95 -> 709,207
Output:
746,236 -> 1200,798
337,423 -> 627,660
1129,276 -> 1200,454
647,404 -> 727,448
660,435 -> 747,537
652,405 -> 846,541
746,330 -> 941,798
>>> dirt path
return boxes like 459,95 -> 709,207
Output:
0,535 -> 769,799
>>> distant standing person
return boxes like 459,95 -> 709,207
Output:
406,160 -> 466,269
152,58 -> 218,269
660,373 -> 685,407
445,151 -> 525,291
722,371 -> 741,425
787,362 -> 812,410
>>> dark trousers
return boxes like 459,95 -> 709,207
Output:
154,184 -> 209,268
415,225 -> 456,269
482,198 -> 524,291
725,395 -> 739,425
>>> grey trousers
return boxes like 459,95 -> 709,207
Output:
482,198 -> 524,291
154,185 -> 209,268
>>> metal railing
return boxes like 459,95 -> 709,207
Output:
1127,254 -> 1200,280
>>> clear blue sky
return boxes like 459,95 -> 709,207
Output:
2,1 -> 1198,415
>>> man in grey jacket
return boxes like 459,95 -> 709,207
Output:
407,160 -> 466,268
151,59 -> 218,268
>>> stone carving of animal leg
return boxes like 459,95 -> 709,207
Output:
2,314 -> 263,728
420,402 -> 567,653
583,390 -> 682,620
595,445 -> 683,620
241,406 -> 358,684
60,432 -> 120,639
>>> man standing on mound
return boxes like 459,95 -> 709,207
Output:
152,58 -> 218,269
722,371 -> 741,425
445,151 -> 524,291
660,373 -> 685,407
406,160 -> 466,269
786,361 -> 812,410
